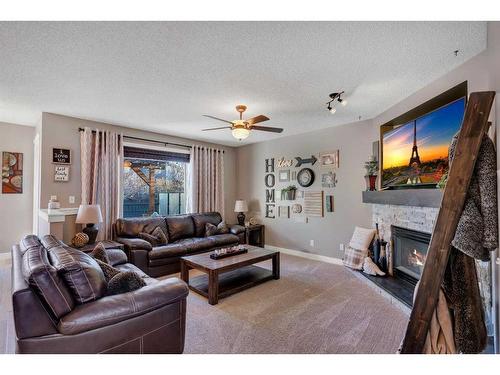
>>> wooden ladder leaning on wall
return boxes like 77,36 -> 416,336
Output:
400,91 -> 496,354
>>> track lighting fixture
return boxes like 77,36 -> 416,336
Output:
326,91 -> 347,114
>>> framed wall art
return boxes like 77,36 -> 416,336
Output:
326,195 -> 334,212
2,152 -> 23,194
278,170 -> 290,182
54,165 -> 70,182
52,148 -> 72,164
321,171 -> 337,188
304,191 -> 324,217
319,150 -> 339,168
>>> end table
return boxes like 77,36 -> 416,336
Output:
245,224 -> 265,248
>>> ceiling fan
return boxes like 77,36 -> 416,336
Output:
203,105 -> 283,141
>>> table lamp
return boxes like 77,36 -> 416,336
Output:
76,204 -> 103,244
234,200 -> 248,226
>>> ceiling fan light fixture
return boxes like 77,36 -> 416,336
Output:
232,127 -> 250,141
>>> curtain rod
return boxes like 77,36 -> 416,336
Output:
78,127 -> 225,153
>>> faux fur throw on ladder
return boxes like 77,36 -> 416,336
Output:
449,132 -> 498,261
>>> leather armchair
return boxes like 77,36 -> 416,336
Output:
12,236 -> 189,354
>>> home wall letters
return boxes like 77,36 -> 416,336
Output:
265,158 -> 276,218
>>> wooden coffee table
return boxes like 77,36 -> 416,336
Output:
180,246 -> 280,305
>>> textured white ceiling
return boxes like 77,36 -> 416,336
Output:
0,22 -> 487,146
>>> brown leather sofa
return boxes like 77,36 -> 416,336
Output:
114,212 -> 246,277
11,234 -> 189,354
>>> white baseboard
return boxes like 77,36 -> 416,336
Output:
264,245 -> 343,266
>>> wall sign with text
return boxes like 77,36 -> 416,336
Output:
52,148 -> 71,164
54,165 -> 70,182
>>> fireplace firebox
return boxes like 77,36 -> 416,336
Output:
358,225 -> 433,307
392,226 -> 431,284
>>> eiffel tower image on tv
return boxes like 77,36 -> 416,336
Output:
408,120 -> 421,166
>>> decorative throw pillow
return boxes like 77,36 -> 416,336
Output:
343,246 -> 368,270
205,221 -> 229,236
94,258 -> 121,281
90,242 -> 110,264
205,223 -> 218,237
138,226 -> 168,247
138,232 -> 160,247
217,221 -> 229,234
107,271 -> 147,296
349,226 -> 376,251
152,226 -> 168,245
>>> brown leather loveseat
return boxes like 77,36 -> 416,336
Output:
11,234 -> 188,354
114,212 -> 245,277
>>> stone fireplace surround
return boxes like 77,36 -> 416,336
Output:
371,203 -> 493,334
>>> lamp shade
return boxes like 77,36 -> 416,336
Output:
75,204 -> 103,224
234,200 -> 248,213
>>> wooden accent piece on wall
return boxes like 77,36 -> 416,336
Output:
400,91 -> 496,354
304,191 -> 324,217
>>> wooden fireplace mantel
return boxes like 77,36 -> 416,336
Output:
361,189 -> 443,208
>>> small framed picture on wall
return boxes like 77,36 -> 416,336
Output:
52,148 -> 72,164
54,165 -> 70,182
319,150 -> 339,168
278,170 -> 290,182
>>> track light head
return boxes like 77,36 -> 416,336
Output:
326,91 -> 346,113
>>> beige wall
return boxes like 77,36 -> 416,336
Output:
236,119 -> 374,259
0,122 -> 35,253
39,113 -> 238,223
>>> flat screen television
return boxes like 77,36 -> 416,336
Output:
380,82 -> 467,190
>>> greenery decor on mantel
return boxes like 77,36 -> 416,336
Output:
281,185 -> 297,200
364,156 -> 379,191
437,172 -> 448,189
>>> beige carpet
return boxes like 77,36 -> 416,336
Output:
183,253 -> 408,354
0,253 -> 408,354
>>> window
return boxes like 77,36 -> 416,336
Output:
122,146 -> 189,218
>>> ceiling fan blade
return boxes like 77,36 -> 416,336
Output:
202,126 -> 232,131
251,125 -> 283,133
203,115 -> 234,125
246,115 -> 269,125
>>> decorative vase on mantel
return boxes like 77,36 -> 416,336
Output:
365,175 -> 378,191
364,156 -> 379,191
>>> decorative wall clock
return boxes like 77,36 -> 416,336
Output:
297,168 -> 315,187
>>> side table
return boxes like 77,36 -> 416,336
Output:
245,224 -> 265,248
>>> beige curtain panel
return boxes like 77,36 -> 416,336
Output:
187,145 -> 225,217
80,127 -> 124,240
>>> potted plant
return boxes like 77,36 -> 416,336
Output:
364,156 -> 378,191
437,172 -> 447,189
281,185 -> 297,200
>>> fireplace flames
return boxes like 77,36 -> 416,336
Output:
408,249 -> 425,267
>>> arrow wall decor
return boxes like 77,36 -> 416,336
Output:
295,155 -> 317,167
